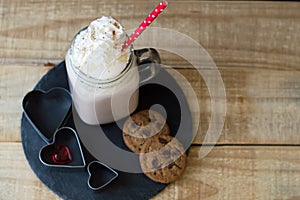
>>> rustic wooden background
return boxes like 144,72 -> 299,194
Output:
0,0 -> 300,199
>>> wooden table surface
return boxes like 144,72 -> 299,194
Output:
1,0 -> 300,199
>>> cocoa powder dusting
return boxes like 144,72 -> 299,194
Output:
113,22 -> 120,29
112,30 -> 116,40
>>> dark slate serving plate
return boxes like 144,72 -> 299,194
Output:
21,61 -> 193,200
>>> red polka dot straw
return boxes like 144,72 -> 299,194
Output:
122,0 -> 168,51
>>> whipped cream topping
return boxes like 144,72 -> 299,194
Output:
71,16 -> 131,80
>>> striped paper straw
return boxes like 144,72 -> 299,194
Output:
122,0 -> 168,50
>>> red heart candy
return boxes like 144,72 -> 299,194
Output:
52,145 -> 73,165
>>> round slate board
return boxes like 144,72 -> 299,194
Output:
21,61 -> 193,200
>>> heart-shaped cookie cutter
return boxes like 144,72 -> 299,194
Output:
22,87 -> 72,143
23,86 -> 120,189
87,161 -> 118,190
39,127 -> 86,168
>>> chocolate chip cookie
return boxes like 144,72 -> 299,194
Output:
123,110 -> 170,153
139,135 -> 187,184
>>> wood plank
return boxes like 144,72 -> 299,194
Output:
1,64 -> 300,145
0,65 -> 51,142
153,145 -> 300,200
170,68 -> 300,145
1,142 -> 300,200
0,142 -> 60,200
0,1 -> 299,71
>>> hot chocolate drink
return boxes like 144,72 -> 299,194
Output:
65,16 -> 139,124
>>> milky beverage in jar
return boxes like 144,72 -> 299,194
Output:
65,16 -> 139,125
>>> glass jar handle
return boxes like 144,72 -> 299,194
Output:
134,48 -> 161,84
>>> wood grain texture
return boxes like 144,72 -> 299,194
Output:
1,64 -> 299,146
0,0 -> 299,70
1,143 -> 300,200
1,1 -> 300,199
153,145 -> 300,200
0,65 -> 51,142
0,143 -> 60,200
171,67 -> 300,145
